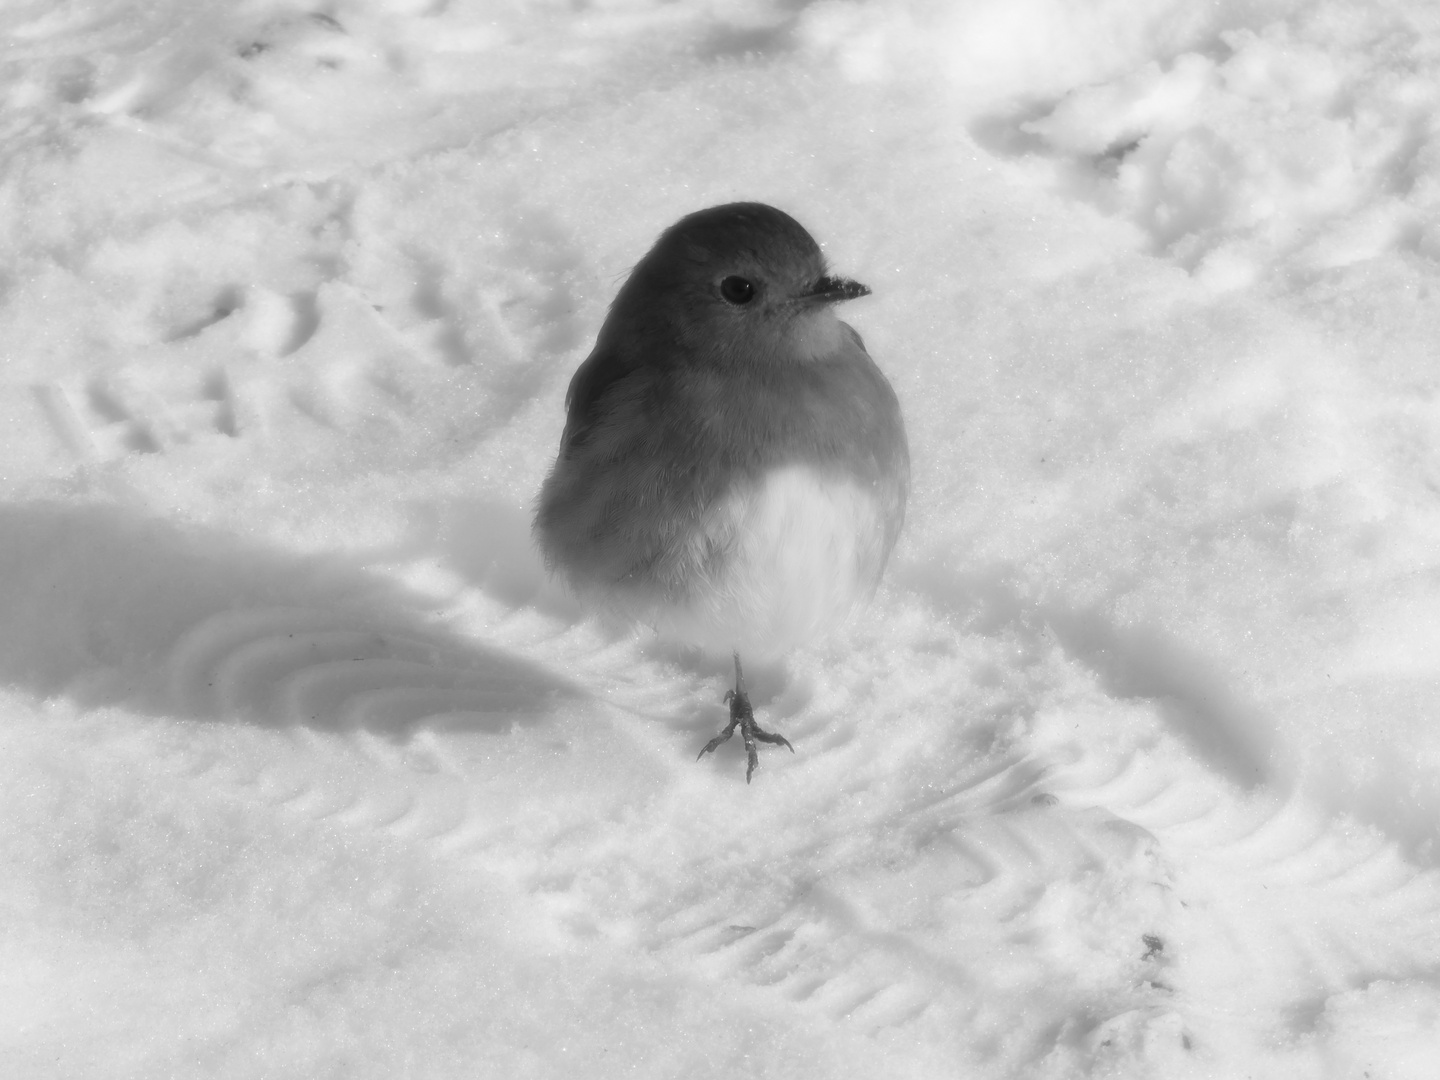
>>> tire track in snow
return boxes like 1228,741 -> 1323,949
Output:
612,740 -> 1181,1050
864,571 -> 1440,1063
1046,739 -> 1440,1062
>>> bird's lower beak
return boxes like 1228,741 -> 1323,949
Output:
802,275 -> 871,304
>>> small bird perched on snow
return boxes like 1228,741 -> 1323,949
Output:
534,202 -> 908,781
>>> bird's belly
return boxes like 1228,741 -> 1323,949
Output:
637,465 -> 888,660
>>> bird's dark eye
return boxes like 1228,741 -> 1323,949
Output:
720,276 -> 755,305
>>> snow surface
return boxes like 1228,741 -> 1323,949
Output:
4,0 -> 1440,1076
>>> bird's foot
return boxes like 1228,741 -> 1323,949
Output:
696,654 -> 794,782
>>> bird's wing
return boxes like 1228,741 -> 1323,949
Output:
560,334 -> 638,449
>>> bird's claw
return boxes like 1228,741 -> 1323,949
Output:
697,721 -> 739,759
698,668 -> 794,782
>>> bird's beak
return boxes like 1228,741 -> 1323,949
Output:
801,275 -> 871,304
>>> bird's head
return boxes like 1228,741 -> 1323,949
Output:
611,202 -> 870,366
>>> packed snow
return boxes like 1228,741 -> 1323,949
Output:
3,0 -> 1440,1076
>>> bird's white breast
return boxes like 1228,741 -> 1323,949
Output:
635,465 -> 888,661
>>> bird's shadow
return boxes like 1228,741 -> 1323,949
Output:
415,495 -> 581,622
0,501 -> 581,737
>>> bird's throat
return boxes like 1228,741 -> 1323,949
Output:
786,308 -> 846,363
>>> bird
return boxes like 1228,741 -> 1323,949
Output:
533,202 -> 909,781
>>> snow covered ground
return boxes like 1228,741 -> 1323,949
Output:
4,0 -> 1440,1075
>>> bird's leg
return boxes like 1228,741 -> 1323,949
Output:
696,652 -> 795,782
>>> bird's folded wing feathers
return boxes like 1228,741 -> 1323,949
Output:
562,336 -> 638,449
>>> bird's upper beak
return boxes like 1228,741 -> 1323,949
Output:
800,275 -> 871,304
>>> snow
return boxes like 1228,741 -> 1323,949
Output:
3,0 -> 1440,1076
